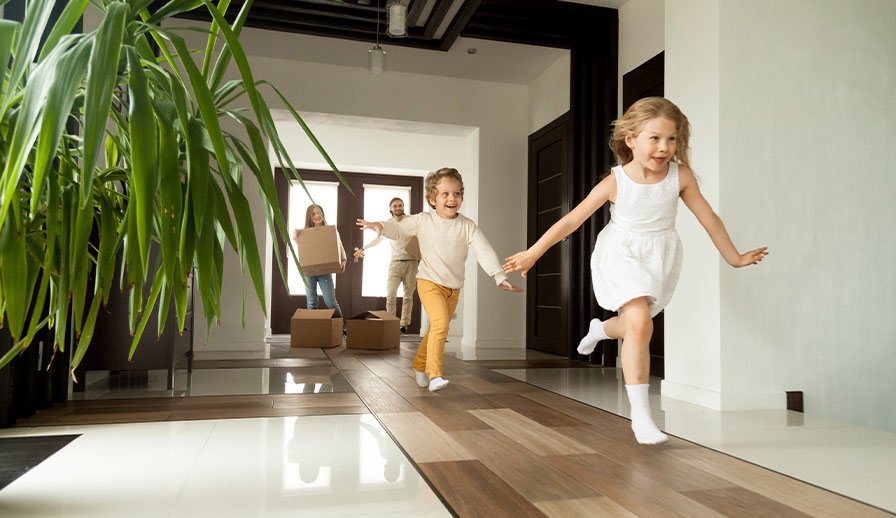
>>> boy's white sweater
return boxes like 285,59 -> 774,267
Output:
380,212 -> 507,289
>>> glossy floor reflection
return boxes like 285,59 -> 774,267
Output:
0,415 -> 451,518
71,366 -> 353,400
495,366 -> 896,513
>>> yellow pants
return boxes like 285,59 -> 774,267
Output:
414,279 -> 460,379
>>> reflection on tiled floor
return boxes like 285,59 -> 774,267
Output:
495,366 -> 896,514
72,367 -> 353,400
0,415 -> 451,518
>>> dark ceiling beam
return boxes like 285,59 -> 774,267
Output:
421,0 -> 453,39
406,0 -> 427,26
175,9 -> 441,50
438,0 -> 480,51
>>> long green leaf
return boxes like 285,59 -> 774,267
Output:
80,1 -> 127,208
0,214 -> 28,339
129,259 -> 164,360
146,0 -> 204,25
31,37 -> 90,217
201,0 -> 231,79
37,0 -> 90,61
126,45 -> 158,276
0,0 -> 53,114
207,0 -> 251,92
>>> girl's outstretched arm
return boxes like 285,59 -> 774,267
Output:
679,166 -> 768,267
503,174 -> 616,277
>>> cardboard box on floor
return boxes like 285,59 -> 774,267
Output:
346,310 -> 400,350
403,236 -> 422,261
293,225 -> 347,277
291,309 -> 343,348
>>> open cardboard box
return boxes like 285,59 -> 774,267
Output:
293,225 -> 347,277
290,309 -> 343,348
346,310 -> 400,350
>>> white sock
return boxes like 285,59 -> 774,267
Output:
577,318 -> 610,355
428,377 -> 449,392
625,384 -> 668,445
414,369 -> 429,388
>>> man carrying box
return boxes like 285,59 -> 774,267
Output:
353,198 -> 419,334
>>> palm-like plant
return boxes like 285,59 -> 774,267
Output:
0,0 -> 344,372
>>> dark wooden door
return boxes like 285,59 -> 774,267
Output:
623,50 -> 665,377
271,170 -> 423,334
526,113 -> 573,356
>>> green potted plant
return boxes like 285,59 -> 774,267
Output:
0,0 -> 344,375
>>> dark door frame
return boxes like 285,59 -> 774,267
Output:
527,112 -> 572,356
271,169 -> 424,334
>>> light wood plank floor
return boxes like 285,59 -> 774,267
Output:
14,343 -> 894,518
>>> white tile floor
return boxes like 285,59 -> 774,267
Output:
495,366 -> 896,514
0,415 -> 451,518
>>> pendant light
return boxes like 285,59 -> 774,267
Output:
368,1 -> 386,74
387,0 -> 407,38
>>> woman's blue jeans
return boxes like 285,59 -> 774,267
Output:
305,274 -> 341,315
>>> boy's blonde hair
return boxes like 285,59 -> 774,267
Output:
424,168 -> 464,209
609,97 -> 692,169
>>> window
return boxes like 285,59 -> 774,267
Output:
361,184 -> 412,297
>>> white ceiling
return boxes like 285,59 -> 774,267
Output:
191,0 -> 627,85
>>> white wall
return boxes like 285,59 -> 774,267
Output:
618,0 -> 665,116
717,0 -> 896,429
528,53 -> 571,134
662,0 -> 896,431
661,0 -> 724,409
185,25 -> 530,352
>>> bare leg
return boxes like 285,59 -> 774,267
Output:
618,298 -> 667,445
618,299 -> 651,385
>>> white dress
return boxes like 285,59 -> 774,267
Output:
590,163 -> 684,318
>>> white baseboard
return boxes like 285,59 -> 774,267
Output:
661,380 -> 722,410
661,380 -> 786,411
474,339 -> 524,349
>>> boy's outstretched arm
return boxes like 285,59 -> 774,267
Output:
356,219 -> 383,237
679,166 -> 768,267
503,174 -> 615,277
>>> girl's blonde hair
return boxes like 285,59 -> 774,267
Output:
609,97 -> 691,169
424,168 -> 464,209
304,204 -> 326,228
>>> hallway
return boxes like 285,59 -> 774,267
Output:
1,341 -> 893,517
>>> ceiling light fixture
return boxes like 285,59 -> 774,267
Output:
368,1 -> 386,74
387,0 -> 407,38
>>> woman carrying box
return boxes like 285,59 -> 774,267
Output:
292,204 -> 343,317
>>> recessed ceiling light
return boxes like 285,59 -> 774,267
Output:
467,48 -> 477,54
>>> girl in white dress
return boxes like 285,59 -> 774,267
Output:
503,97 -> 768,444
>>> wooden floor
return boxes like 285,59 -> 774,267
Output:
14,343 -> 893,518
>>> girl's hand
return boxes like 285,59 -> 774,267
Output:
498,280 -> 523,292
733,246 -> 769,267
356,219 -> 383,237
292,229 -> 301,242
503,250 -> 537,277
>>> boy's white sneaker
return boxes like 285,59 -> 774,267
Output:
428,377 -> 449,392
414,370 -> 429,388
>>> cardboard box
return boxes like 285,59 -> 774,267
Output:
346,310 -> 400,350
290,309 -> 343,348
404,236 -> 422,261
294,225 -> 347,277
